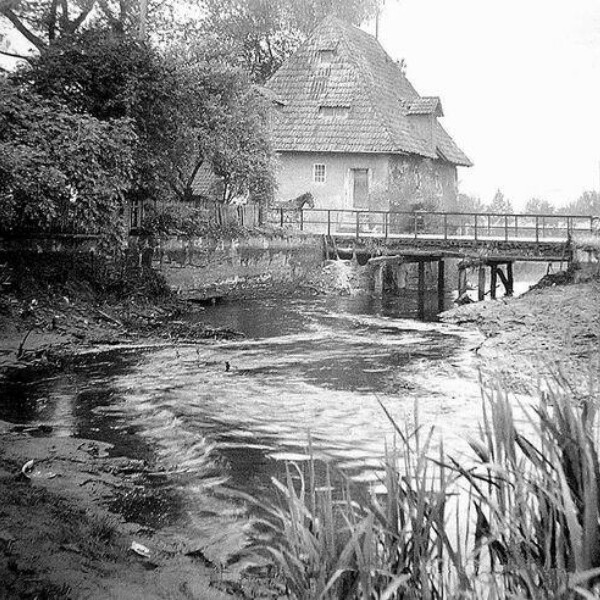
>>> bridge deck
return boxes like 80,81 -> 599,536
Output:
267,208 -> 595,260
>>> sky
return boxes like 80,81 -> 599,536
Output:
366,0 -> 600,208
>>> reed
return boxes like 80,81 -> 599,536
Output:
252,374 -> 600,598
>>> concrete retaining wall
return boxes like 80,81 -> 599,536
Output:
129,232 -> 324,300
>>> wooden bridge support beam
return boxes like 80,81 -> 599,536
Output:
369,253 -> 446,318
458,267 -> 468,297
418,260 -> 426,321
506,262 -> 514,296
437,259 -> 445,314
490,264 -> 498,299
478,267 -> 486,301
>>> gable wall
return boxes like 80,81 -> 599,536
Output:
275,152 -> 391,210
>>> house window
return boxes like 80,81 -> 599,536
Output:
319,105 -> 350,118
318,49 -> 336,65
314,163 -> 326,183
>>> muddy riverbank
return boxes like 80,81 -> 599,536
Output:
441,278 -> 600,395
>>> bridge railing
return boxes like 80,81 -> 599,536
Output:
266,208 -> 598,242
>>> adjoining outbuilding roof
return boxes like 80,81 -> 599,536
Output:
265,16 -> 471,167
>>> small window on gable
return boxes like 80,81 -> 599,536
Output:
319,105 -> 350,118
318,49 -> 336,65
314,163 -> 326,183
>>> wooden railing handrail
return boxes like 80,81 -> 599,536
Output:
274,207 -> 599,221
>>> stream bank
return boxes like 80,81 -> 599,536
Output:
441,277 -> 600,395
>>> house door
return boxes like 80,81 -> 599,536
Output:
351,168 -> 369,209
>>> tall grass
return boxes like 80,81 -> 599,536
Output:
251,377 -> 600,599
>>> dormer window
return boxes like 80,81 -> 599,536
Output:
318,49 -> 336,65
318,105 -> 350,118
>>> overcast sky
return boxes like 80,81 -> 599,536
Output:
369,0 -> 600,208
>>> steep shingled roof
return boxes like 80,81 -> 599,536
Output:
266,16 -> 472,167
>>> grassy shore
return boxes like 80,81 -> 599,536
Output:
252,279 -> 600,599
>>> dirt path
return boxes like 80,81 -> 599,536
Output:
441,280 -> 600,395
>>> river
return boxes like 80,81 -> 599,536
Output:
0,266 -> 549,564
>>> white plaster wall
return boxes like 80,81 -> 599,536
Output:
275,152 -> 391,210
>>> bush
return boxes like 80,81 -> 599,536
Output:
254,376 -> 600,598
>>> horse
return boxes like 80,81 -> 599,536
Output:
277,192 -> 315,210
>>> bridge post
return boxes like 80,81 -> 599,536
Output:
490,264 -> 498,299
418,260 -> 426,320
458,267 -> 468,297
478,266 -> 486,301
506,262 -> 514,296
437,259 -> 445,313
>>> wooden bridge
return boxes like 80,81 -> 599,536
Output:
267,207 -> 599,317
268,207 -> 597,259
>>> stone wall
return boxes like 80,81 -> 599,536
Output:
129,232 -> 324,300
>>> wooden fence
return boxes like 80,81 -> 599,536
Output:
130,198 -> 260,231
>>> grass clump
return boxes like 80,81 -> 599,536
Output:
253,377 -> 600,599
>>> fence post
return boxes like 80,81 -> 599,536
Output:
414,213 -> 418,238
567,216 -> 572,237
384,212 -> 389,240
515,215 -> 519,238
356,212 -> 360,239
280,208 -> 284,228
591,216 -> 595,234
535,216 -> 539,243
504,215 -> 508,241
444,213 -> 448,240
542,216 -> 546,239
474,214 -> 478,241
327,210 -> 331,236
300,209 -> 304,231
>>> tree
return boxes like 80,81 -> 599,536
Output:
0,79 -> 136,243
487,189 -> 513,214
524,197 -> 555,215
158,58 -> 275,205
17,29 -> 275,207
0,0 -> 186,57
560,191 -> 600,216
197,0 -> 385,83
16,29 -> 181,203
452,192 -> 486,213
